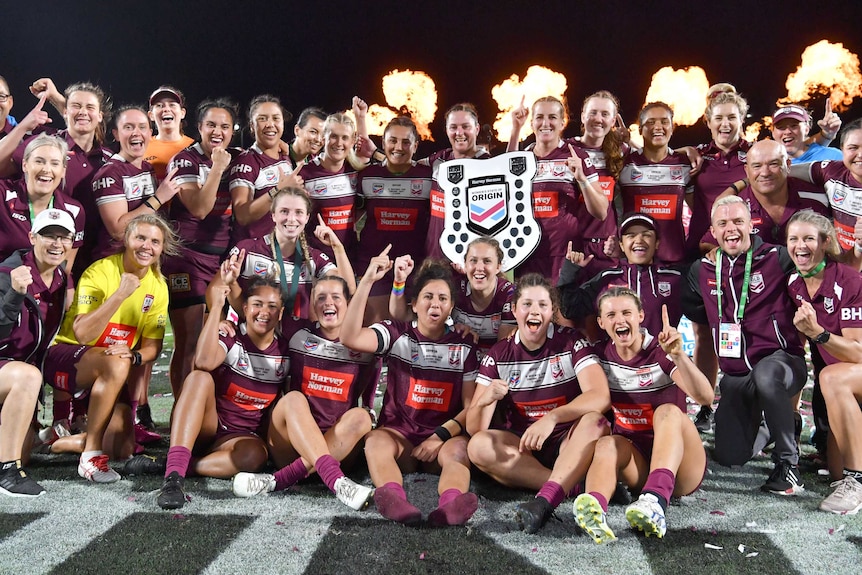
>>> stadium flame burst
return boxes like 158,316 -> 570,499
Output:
348,69 -> 438,141
491,65 -> 568,142
781,40 -> 862,111
628,66 -> 711,148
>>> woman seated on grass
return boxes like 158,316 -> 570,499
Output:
339,249 -> 480,527
153,276 -> 289,510
466,273 -> 611,534
573,287 -> 712,542
229,275 -> 379,511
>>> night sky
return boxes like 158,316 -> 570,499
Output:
4,1 -> 862,152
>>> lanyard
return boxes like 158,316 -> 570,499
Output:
273,237 -> 303,316
29,196 -> 54,223
797,259 -> 826,279
715,247 -> 753,323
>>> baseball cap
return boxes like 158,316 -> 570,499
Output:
619,212 -> 658,236
149,86 -> 184,107
772,105 -> 810,124
32,208 -> 75,236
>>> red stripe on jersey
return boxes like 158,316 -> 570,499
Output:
531,191 -> 559,218
514,395 -> 567,421
613,403 -> 655,432
225,382 -> 277,411
430,189 -> 445,218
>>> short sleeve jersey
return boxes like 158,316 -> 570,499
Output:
284,317 -> 378,432
570,138 -> 619,242
54,253 -> 168,348
619,150 -> 692,265
229,235 -> 335,319
169,143 -> 237,251
452,275 -> 515,353
0,178 -> 85,261
213,324 -> 290,434
228,144 -> 295,242
787,260 -> 862,366
356,161 -> 432,270
371,319 -> 479,444
300,157 -> 358,258
91,155 -> 157,260
803,161 -> 862,251
595,332 -> 684,443
476,325 -> 599,437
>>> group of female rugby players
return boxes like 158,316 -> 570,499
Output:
1,72 -> 861,542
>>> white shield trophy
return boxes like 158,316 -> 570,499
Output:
439,151 -> 539,272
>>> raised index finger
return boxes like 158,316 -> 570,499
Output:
826,97 -> 833,116
662,304 -> 671,330
379,244 -> 392,257
568,143 -> 577,157
291,162 -> 303,175
616,113 -> 625,128
34,92 -> 47,112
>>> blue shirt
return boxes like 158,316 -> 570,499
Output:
793,142 -> 843,164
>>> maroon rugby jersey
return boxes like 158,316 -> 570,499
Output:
476,325 -> 599,437
371,319 -> 479,445
595,332 -> 685,443
300,157 -> 358,258
452,274 -> 515,352
619,150 -> 692,265
169,143 -> 238,252
570,138 -> 620,278
213,323 -> 290,434
423,147 -> 490,261
516,140 -> 599,282
0,178 -> 85,260
285,317 -> 378,432
228,144 -> 295,242
787,260 -> 862,366
90,155 -> 157,260
356,161 -> 432,271
701,177 -> 830,247
687,140 -> 750,256
229,235 -> 335,320
800,161 -> 862,251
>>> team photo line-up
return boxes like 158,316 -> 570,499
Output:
1,73 -> 862,542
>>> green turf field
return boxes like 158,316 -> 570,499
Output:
2,333 -> 860,575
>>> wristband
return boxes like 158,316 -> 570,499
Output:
150,195 -> 163,207
131,351 -> 142,366
144,198 -> 158,211
392,280 -> 406,296
434,426 -> 452,442
268,188 -> 278,199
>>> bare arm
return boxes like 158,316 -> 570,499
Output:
177,147 -> 231,219
193,284 -> 230,371
72,273 -> 141,343
340,246 -> 393,352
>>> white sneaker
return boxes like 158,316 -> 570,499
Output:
232,472 -> 276,497
334,476 -> 374,510
820,476 -> 862,515
625,493 -> 667,538
78,454 -> 121,483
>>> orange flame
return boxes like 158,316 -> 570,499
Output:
643,66 -> 710,126
363,105 -> 398,136
381,69 -> 437,141
744,122 -> 764,143
491,65 -> 568,142
782,40 -> 862,111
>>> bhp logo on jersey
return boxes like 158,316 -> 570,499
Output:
93,177 -> 116,190
231,164 -> 253,174
842,307 -> 862,321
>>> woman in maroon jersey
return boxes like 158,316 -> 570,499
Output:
162,99 -> 238,400
785,210 -> 862,515
507,96 -> 608,283
573,287 -> 711,543
152,276 -> 289,510
217,187 -> 355,321
229,94 -> 303,242
466,273 -> 610,534
229,275 -> 377,510
340,250 -> 480,527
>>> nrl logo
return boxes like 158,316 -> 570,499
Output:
440,152 -> 539,272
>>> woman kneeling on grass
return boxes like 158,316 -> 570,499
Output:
466,273 -> 611,534
339,249 -> 481,527
230,275 -> 379,511
573,287 -> 711,542
155,276 -> 290,510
